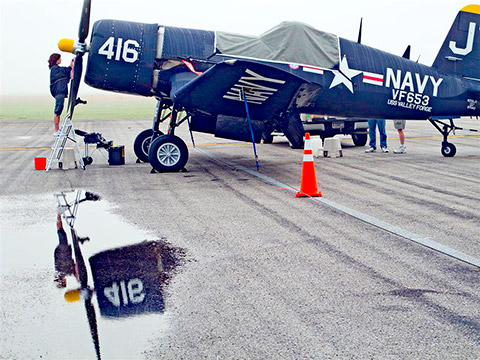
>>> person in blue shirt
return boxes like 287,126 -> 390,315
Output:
48,53 -> 73,136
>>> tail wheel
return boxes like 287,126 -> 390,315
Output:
148,135 -> 189,172
134,129 -> 163,163
441,142 -> 456,157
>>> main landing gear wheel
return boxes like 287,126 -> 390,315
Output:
148,134 -> 189,172
134,129 -> 163,163
441,142 -> 456,157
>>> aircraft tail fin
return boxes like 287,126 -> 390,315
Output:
433,5 -> 480,79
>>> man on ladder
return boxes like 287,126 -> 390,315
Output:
46,54 -> 87,172
48,53 -> 72,137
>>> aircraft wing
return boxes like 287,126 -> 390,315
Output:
170,60 -> 309,121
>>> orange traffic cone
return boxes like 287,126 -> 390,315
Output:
296,133 -> 322,197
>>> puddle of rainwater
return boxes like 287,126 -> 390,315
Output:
0,191 -> 184,359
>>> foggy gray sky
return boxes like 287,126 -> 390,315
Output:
0,0 -> 470,96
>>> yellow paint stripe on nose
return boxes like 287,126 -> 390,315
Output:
461,5 -> 480,14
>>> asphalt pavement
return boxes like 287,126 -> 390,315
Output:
1,116 -> 479,359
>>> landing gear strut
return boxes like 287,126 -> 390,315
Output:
134,99 -> 170,162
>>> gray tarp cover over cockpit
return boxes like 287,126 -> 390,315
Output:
215,21 -> 340,69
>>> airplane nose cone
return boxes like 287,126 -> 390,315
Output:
58,38 -> 75,53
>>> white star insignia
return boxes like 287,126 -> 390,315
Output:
329,56 -> 363,93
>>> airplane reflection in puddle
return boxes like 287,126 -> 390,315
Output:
54,190 -> 184,359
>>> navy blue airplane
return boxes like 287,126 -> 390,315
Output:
59,1 -> 480,172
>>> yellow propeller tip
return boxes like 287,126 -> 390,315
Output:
58,38 -> 75,53
64,288 -> 81,302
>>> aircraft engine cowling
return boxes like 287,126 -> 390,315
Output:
85,20 -> 158,96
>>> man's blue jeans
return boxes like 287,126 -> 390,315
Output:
368,119 -> 387,149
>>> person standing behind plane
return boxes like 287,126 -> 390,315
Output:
365,119 -> 388,153
393,120 -> 407,154
48,53 -> 73,136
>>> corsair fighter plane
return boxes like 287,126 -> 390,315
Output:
59,2 -> 480,172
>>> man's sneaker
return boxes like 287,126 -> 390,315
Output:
53,131 -> 60,137
381,147 -> 389,153
365,147 -> 376,153
393,145 -> 406,154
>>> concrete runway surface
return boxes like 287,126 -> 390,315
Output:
1,116 -> 479,359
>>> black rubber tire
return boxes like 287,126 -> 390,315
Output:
441,142 -> 456,157
148,135 -> 189,172
352,133 -> 368,146
134,129 -> 163,163
262,133 -> 274,144
83,156 -> 93,165
280,111 -> 304,149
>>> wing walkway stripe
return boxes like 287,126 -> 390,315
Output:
194,147 -> 479,268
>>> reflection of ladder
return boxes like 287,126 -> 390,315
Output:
46,114 -> 85,171
55,190 -> 82,228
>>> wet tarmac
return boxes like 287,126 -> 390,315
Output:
1,117 -> 479,358
1,191 -> 184,359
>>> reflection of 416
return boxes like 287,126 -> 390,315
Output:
104,278 -> 146,307
387,90 -> 432,112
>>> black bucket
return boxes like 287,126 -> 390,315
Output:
108,145 -> 125,165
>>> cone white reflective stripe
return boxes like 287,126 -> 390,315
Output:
304,140 -> 312,151
303,135 -> 313,162
303,154 -> 314,162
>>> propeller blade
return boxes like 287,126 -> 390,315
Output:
69,225 -> 89,288
78,0 -> 92,43
68,53 -> 84,118
85,298 -> 101,360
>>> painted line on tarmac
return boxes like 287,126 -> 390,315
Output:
234,163 -> 480,268
0,142 -> 248,152
2,133 -> 477,152
0,146 -> 83,151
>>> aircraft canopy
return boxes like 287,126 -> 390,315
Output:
216,21 -> 340,69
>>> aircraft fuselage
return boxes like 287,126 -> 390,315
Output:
85,20 -> 480,122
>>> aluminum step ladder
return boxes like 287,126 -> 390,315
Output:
46,114 -> 85,171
